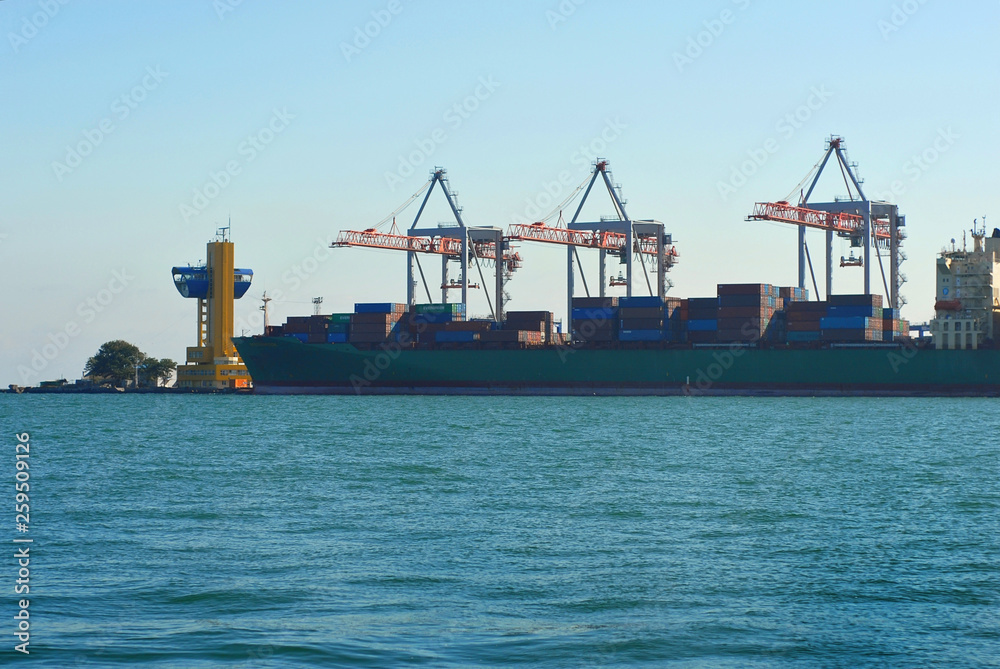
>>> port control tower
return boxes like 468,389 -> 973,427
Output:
172,227 -> 254,388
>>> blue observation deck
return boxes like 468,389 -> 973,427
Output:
172,266 -> 253,299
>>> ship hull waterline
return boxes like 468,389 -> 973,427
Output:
233,337 -> 1000,397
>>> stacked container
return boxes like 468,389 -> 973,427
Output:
327,313 -> 352,343
785,301 -> 827,343
879,307 -> 910,342
716,284 -> 779,343
480,329 -> 544,344
686,297 -> 719,343
571,296 -> 618,342
416,319 -> 494,344
667,298 -> 688,342
504,310 -> 553,343
350,303 -> 406,343
283,316 -> 310,342
413,303 -> 466,323
820,294 -> 883,342
618,295 -> 666,342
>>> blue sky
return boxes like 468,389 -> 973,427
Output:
2,0 -> 998,385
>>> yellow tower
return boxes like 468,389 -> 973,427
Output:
173,228 -> 253,388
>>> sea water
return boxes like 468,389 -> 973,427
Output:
1,395 -> 998,667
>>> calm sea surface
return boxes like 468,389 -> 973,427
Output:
1,395 -> 998,667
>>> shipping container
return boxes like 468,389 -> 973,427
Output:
618,306 -> 664,319
572,296 -> 618,309
687,319 -> 718,332
414,302 -> 466,315
827,305 -> 881,318
620,317 -> 664,330
828,294 -> 883,308
434,331 -> 480,343
820,316 -> 872,330
718,294 -> 776,308
326,332 -> 349,344
572,307 -> 617,320
619,329 -> 664,341
717,283 -> 774,296
617,296 -> 664,309
354,302 -> 406,314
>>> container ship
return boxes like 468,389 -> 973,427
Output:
232,140 -> 1000,396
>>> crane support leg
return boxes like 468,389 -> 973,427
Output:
407,252 -> 415,308
825,229 -> 833,299
798,225 -> 807,290
890,212 -> 899,309
567,246 -> 574,337
863,207 -> 872,295
599,248 -> 606,298
657,230 -> 666,299
441,255 -> 448,303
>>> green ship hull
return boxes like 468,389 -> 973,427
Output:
233,336 -> 1000,396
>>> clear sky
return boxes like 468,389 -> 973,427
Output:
3,0 -> 998,385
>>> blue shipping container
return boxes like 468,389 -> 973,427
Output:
326,332 -> 348,344
827,305 -> 879,318
572,308 -> 617,320
820,316 -> 870,329
354,302 -> 397,314
619,329 -> 664,341
882,308 -> 900,319
434,331 -> 478,343
687,319 -> 718,332
786,331 -> 821,342
618,296 -> 664,309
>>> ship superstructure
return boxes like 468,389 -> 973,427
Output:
929,224 -> 1000,349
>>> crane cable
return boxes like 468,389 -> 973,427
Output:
535,172 -> 596,224
371,180 -> 433,230
783,155 -> 825,205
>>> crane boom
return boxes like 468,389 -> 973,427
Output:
748,202 -> 891,240
507,222 -> 678,263
333,228 -> 522,271
332,229 -> 463,255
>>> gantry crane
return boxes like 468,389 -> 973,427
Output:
747,136 -> 906,308
331,169 -> 521,321
507,160 -> 678,332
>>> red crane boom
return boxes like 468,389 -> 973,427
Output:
747,202 -> 891,241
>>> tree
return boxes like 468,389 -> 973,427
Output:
84,340 -> 144,387
141,358 -> 177,387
